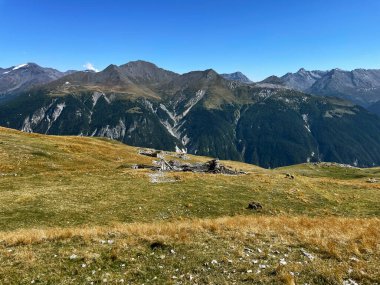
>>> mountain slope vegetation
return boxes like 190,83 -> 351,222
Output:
1,61 -> 380,168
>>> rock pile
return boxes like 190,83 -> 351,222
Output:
136,149 -> 246,175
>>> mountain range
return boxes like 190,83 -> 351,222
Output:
0,63 -> 75,102
260,68 -> 380,112
1,60 -> 380,168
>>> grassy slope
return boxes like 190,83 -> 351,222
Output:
0,127 -> 379,284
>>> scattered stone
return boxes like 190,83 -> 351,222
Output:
149,172 -> 176,183
285,173 -> 295,179
343,279 -> 359,285
247,202 -> 263,210
176,153 -> 189,160
301,249 -> 315,261
69,254 -> 78,260
211,260 -> 218,265
259,264 -> 267,269
244,247 -> 253,253
314,162 -> 356,169
138,149 -> 161,157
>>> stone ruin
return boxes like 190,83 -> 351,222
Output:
136,149 -> 246,175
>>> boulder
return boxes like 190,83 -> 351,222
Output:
247,202 -> 263,210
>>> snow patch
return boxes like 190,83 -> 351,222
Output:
13,63 -> 28,70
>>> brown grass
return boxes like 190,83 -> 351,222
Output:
1,215 -> 379,253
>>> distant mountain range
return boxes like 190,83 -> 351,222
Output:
1,60 -> 380,168
258,68 -> 380,113
0,63 -> 75,102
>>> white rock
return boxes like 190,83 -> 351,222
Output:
69,254 -> 78,260
259,264 -> 267,269
343,279 -> 359,285
301,249 -> 315,260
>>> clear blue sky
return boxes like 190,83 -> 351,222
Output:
0,0 -> 379,80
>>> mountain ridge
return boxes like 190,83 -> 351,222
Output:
275,67 -> 380,107
1,61 -> 380,168
0,62 -> 76,102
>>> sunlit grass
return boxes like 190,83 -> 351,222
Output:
0,127 -> 379,284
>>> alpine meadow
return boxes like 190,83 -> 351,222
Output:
0,1 -> 380,284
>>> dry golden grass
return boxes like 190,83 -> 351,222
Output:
1,215 -> 379,254
1,216 -> 379,284
1,127 -> 380,284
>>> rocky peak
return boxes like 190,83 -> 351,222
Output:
119,60 -> 178,84
221,72 -> 252,84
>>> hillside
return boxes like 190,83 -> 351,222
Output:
2,61 -> 380,168
0,127 -> 379,284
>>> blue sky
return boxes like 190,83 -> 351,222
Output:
0,0 -> 379,80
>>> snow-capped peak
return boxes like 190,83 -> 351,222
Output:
13,63 -> 28,70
